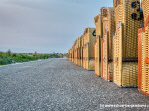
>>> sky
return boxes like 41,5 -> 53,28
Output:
0,0 -> 113,53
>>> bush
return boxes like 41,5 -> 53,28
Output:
0,59 -> 5,65
0,51 -> 61,65
12,53 -> 17,57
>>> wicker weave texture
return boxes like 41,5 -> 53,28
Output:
82,28 -> 96,70
81,35 -> 84,47
94,36 -> 101,75
85,43 -> 89,70
113,22 -> 138,87
83,46 -> 86,69
101,30 -> 108,80
141,19 -> 149,94
121,62 -> 138,87
108,61 -> 113,81
81,47 -> 83,67
113,0 -> 143,57
101,7 -> 115,59
142,0 -> 149,22
77,47 -> 81,66
94,14 -> 102,76
80,35 -> 84,66
72,46 -> 74,62
113,23 -> 123,86
94,38 -> 98,75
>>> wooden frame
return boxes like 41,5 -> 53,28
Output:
138,15 -> 149,96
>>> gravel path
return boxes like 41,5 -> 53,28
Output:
0,58 -> 149,111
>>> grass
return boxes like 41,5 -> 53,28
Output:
0,50 -> 61,65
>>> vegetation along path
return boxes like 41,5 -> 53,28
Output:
0,58 -> 149,110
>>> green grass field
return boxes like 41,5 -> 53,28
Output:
0,50 -> 61,65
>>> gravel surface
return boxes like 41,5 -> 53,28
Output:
0,58 -> 149,111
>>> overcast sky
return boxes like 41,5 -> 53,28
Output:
0,0 -> 113,53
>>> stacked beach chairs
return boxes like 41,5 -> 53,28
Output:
71,46 -> 74,63
94,14 -> 103,76
81,35 -> 84,67
83,28 -> 96,70
113,0 -> 143,87
74,39 -> 77,65
67,0 -> 149,96
138,0 -> 149,96
101,7 -> 115,81
71,37 -> 81,66
77,37 -> 81,66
